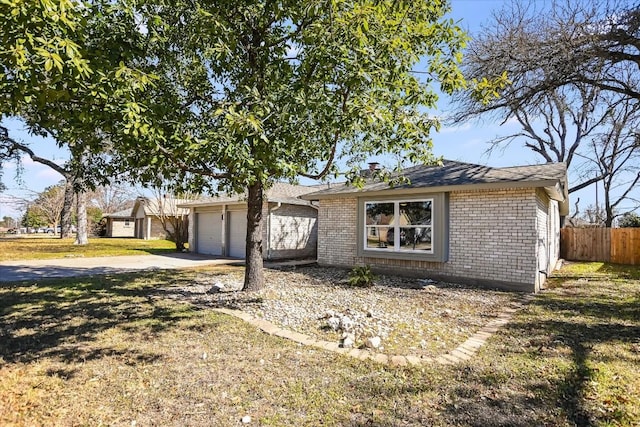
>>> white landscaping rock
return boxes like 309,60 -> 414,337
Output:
341,332 -> 356,348
365,336 -> 381,349
327,316 -> 341,331
241,415 -> 252,424
339,316 -> 354,332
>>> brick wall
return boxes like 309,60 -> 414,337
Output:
317,188 -> 547,292
149,217 -> 168,239
317,198 -> 358,266
108,218 -> 135,238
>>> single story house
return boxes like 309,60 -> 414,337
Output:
102,209 -> 135,237
301,160 -> 569,292
180,183 -> 319,260
132,197 -> 190,240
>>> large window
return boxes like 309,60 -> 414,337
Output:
365,199 -> 433,253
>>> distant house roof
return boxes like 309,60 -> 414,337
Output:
178,182 -> 324,208
132,197 -> 191,217
301,160 -> 569,214
103,209 -> 135,219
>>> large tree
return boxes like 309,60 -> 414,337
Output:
452,0 -> 640,224
1,0 -> 152,242
28,182 -> 67,230
87,184 -> 136,214
457,0 -> 640,108
96,0 -> 468,291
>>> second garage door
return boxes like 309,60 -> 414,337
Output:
196,211 -> 222,255
228,210 -> 247,258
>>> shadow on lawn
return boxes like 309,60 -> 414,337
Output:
436,277 -> 640,427
334,271 -> 639,427
0,271 -> 199,365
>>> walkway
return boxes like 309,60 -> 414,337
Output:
0,253 -> 242,282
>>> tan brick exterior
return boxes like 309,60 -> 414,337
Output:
107,218 -> 135,237
317,188 -> 560,292
317,198 -> 358,266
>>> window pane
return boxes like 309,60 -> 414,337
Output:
366,227 -> 392,249
365,202 -> 394,226
398,227 -> 432,251
400,201 -> 432,226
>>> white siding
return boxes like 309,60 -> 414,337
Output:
228,210 -> 247,258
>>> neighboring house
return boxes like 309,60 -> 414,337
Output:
180,183 -> 319,260
301,160 -> 569,292
132,197 -> 190,240
102,209 -> 135,237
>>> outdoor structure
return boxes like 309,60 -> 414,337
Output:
301,160 -> 569,292
131,197 -> 190,240
180,183 -> 319,260
102,209 -> 135,238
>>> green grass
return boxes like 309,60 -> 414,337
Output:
0,262 -> 638,426
0,237 -> 178,261
555,261 -> 640,280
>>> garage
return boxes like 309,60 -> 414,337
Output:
180,182 -> 319,261
196,211 -> 222,255
228,210 -> 247,258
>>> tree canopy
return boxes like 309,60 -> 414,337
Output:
80,0 -> 470,290
1,0 -> 154,243
452,0 -> 640,226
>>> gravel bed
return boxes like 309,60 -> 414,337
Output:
165,265 -> 518,358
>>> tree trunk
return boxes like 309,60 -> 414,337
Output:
74,190 -> 89,245
242,180 -> 264,292
174,217 -> 188,251
60,179 -> 75,238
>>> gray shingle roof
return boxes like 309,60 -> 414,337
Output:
302,160 -> 568,199
178,182 -> 324,208
103,209 -> 134,219
133,197 -> 191,216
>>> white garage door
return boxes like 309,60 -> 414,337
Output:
196,212 -> 222,255
228,210 -> 247,258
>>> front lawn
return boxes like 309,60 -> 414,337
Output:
0,262 -> 638,426
0,237 -> 178,261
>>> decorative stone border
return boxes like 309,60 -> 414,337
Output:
214,294 -> 535,366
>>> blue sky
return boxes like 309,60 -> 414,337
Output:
0,0 -> 610,218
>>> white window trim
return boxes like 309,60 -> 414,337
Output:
364,199 -> 434,254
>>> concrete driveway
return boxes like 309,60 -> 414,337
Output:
0,253 -> 243,282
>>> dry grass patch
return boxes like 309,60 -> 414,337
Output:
441,262 -> 640,427
0,237 -> 177,261
1,262 -> 638,426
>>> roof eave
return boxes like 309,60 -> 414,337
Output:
301,179 -> 564,200
544,182 -> 570,216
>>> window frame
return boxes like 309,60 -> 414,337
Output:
364,199 -> 434,254
357,193 -> 449,263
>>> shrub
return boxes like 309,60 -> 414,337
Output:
347,265 -> 376,287
618,212 -> 640,228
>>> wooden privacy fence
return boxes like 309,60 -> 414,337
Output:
560,228 -> 640,265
